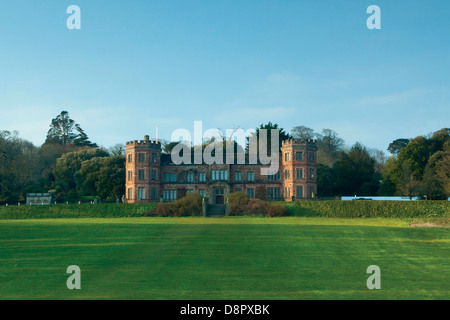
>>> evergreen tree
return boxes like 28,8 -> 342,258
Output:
74,124 -> 98,148
46,111 -> 76,145
334,142 -> 378,196
45,111 -> 97,147
247,122 -> 291,154
387,138 -> 410,155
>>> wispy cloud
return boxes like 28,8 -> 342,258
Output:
356,88 -> 433,106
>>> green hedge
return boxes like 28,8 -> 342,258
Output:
286,200 -> 450,219
0,200 -> 448,220
0,203 -> 157,220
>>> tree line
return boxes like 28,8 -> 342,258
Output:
0,112 -> 449,204
289,125 -> 449,200
0,111 -> 125,204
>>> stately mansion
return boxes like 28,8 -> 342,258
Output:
125,135 -> 318,204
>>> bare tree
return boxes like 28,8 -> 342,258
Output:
291,126 -> 315,141
109,144 -> 126,156
316,129 -> 344,153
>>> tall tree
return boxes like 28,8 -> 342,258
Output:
54,148 -> 109,191
369,148 -> 387,174
317,163 -> 337,197
334,142 -> 377,196
0,131 -> 38,202
75,155 -> 125,200
429,128 -> 450,154
46,111 -> 97,147
378,157 -> 400,196
387,138 -> 410,155
291,126 -> 315,141
315,128 -> 344,167
381,128 -> 449,198
46,111 -> 76,145
397,162 -> 424,199
109,143 -> 126,156
397,136 -> 431,180
73,124 -> 98,148
247,122 -> 291,154
316,129 -> 344,154
163,141 -> 181,154
435,153 -> 450,197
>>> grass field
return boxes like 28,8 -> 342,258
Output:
0,217 -> 448,300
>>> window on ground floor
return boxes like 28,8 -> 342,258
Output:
267,187 -> 281,200
296,186 -> 304,198
163,190 -> 177,202
150,188 -> 157,200
138,188 -> 146,200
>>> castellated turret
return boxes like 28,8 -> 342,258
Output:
125,136 -> 162,203
280,138 -> 318,201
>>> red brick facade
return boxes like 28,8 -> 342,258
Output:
125,136 -> 317,204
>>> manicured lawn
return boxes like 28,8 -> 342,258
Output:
0,217 -> 448,300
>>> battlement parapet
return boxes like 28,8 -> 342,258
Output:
281,139 -> 317,147
126,136 -> 162,148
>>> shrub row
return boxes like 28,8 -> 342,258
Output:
0,198 -> 448,220
286,200 -> 450,218
146,194 -> 204,217
228,192 -> 288,217
0,203 -> 157,220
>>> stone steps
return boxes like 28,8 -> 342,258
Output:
207,204 -> 226,217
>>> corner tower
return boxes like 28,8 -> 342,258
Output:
125,135 -> 161,203
281,139 -> 318,201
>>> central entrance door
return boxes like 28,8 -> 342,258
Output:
216,195 -> 224,204
215,188 -> 225,204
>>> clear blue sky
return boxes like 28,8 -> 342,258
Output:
0,0 -> 449,152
